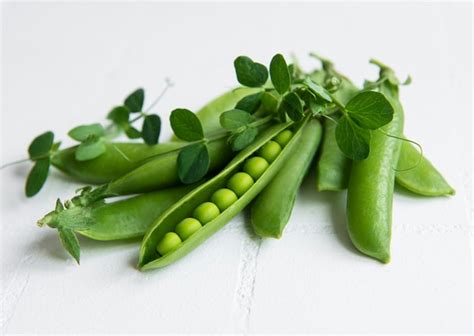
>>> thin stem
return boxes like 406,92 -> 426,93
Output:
330,94 -> 346,113
251,114 -> 274,128
144,78 -> 174,113
0,158 -> 30,169
321,114 -> 338,125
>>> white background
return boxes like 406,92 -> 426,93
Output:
1,2 -> 472,334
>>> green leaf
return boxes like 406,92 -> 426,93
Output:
279,92 -> 303,121
230,127 -> 258,151
28,131 -> 54,159
170,109 -> 204,141
303,78 -> 332,102
177,143 -> 210,184
335,117 -> 371,160
25,158 -> 50,197
234,56 -> 268,87
58,227 -> 80,264
345,91 -> 394,129
142,114 -> 161,145
235,92 -> 262,113
68,123 -> 105,142
125,126 -> 142,139
270,54 -> 291,94
107,106 -> 130,125
220,109 -> 255,130
75,136 -> 106,161
261,91 -> 279,113
124,88 -> 145,112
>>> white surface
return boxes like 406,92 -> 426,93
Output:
1,2 -> 472,334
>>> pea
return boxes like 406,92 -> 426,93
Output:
273,130 -> 293,147
156,232 -> 182,256
227,172 -> 254,196
243,157 -> 269,180
210,188 -> 238,211
192,202 -> 220,224
175,218 -> 202,240
258,141 -> 281,163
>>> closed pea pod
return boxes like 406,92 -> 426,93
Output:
66,135 -> 233,207
173,88 -> 261,138
51,142 -> 185,184
312,64 -> 454,196
138,120 -> 308,270
251,119 -> 323,238
395,142 -> 455,196
315,119 -> 351,191
38,184 -> 196,241
347,91 -> 404,263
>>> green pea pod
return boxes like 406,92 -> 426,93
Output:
251,119 -> 323,238
313,69 -> 454,196
313,74 -> 357,192
315,119 -> 351,191
63,135 -> 233,207
138,120 -> 309,271
347,93 -> 404,263
395,142 -> 455,196
105,136 -> 231,195
39,184 -> 195,240
51,142 -> 185,184
172,88 -> 261,139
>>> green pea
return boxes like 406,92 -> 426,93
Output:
258,141 -> 281,163
227,172 -> 254,196
273,130 -> 293,147
243,157 -> 269,180
210,188 -> 238,211
156,232 -> 182,256
175,218 -> 202,240
192,202 -> 220,224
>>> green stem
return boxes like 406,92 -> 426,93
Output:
0,158 -> 30,169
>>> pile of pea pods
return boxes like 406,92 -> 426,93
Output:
22,53 -> 453,270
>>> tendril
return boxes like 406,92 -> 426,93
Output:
377,129 -> 423,172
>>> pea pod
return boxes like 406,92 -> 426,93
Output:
39,184 -> 196,241
51,142 -> 185,184
65,135 -> 233,207
251,119 -> 323,238
172,88 -> 261,139
312,69 -> 454,196
138,120 -> 309,270
347,92 -> 404,263
315,119 -> 351,191
395,142 -> 455,196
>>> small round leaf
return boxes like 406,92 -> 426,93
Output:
177,143 -> 210,184
28,131 -> 54,159
170,108 -> 204,141
142,114 -> 161,145
25,158 -> 50,197
124,88 -> 145,112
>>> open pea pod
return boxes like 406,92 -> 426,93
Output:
138,119 -> 309,271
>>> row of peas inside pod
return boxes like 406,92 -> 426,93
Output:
155,129 -> 294,256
